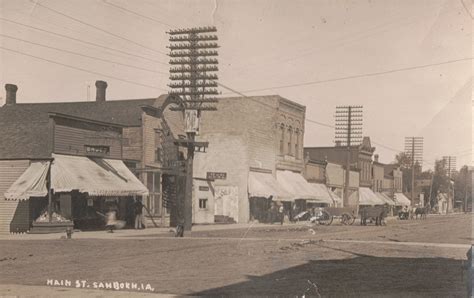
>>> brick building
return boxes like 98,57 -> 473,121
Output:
192,95 -> 316,223
304,137 -> 376,188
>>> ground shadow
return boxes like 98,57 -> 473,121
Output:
192,253 -> 467,297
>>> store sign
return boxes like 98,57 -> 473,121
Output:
206,172 -> 227,180
199,186 -> 209,191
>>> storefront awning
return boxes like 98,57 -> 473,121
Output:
308,183 -> 336,204
394,193 -> 411,206
349,187 -> 386,205
375,192 -> 395,206
248,171 -> 292,201
4,161 -> 50,200
276,170 -> 330,203
51,154 -> 149,197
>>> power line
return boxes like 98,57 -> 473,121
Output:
31,0 -> 168,55
460,0 -> 474,19
0,33 -> 168,75
222,57 -> 473,94
306,118 -> 335,129
0,17 -> 166,64
101,0 -> 177,28
0,46 -> 166,91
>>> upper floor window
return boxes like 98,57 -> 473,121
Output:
279,124 -> 285,155
294,130 -> 299,159
155,148 -> 163,163
287,127 -> 293,156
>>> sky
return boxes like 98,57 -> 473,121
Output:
0,0 -> 472,169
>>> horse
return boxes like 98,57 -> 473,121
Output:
414,206 -> 429,219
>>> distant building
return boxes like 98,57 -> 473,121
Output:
304,137 -> 376,188
303,158 -> 359,207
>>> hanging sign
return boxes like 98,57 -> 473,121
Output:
185,110 -> 199,133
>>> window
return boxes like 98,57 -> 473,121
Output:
155,148 -> 163,163
279,124 -> 285,154
288,127 -> 293,156
295,130 -> 299,159
199,198 -> 208,209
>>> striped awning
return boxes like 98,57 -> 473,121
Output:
375,192 -> 396,206
308,183 -> 336,204
4,161 -> 50,200
51,154 -> 149,197
394,193 -> 411,206
248,171 -> 292,201
276,170 -> 331,204
349,187 -> 386,206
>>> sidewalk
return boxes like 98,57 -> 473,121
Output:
0,222 -> 283,241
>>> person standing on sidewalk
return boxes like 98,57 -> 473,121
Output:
134,198 -> 144,229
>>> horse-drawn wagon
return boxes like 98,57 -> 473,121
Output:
314,206 -> 358,226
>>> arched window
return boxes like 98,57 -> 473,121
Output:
279,124 -> 285,154
287,127 -> 293,156
294,129 -> 299,159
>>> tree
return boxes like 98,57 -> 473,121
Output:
429,159 -> 450,207
392,152 -> 422,194
453,165 -> 472,211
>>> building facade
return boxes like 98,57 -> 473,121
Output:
0,81 -> 181,233
192,95 -> 306,223
304,137 -> 376,189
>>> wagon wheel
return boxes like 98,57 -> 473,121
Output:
348,214 -> 356,225
340,213 -> 353,225
317,210 -> 333,226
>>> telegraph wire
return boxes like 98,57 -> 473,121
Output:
222,57 -> 473,94
101,0 -> 177,28
0,17 -> 166,64
0,33 -> 168,75
0,46 -> 167,91
30,0 -> 168,55
460,0 -> 474,19
3,5 -> 468,167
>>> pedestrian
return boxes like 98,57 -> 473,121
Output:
105,205 -> 117,233
134,198 -> 144,229
279,204 -> 284,225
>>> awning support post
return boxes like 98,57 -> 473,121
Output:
47,162 -> 52,223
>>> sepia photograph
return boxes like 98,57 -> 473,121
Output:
0,0 -> 472,296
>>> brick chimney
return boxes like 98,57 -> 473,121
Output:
374,154 -> 379,163
95,80 -> 107,102
5,84 -> 18,105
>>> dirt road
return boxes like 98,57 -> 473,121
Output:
0,213 -> 471,297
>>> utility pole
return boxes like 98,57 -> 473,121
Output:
465,167 -> 471,212
167,26 -> 219,232
335,106 -> 363,207
442,156 -> 456,213
404,137 -> 423,207
442,156 -> 457,178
